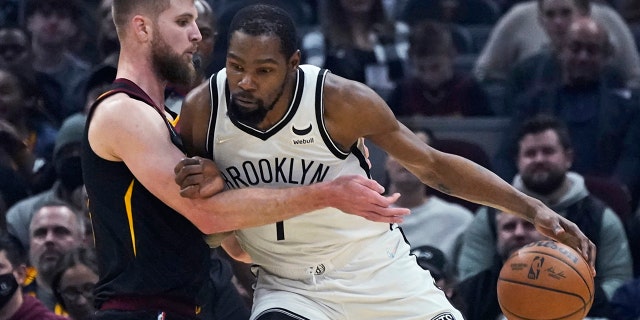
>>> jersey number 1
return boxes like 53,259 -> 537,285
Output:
276,221 -> 285,240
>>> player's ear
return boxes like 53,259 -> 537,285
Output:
132,15 -> 152,42
289,50 -> 301,71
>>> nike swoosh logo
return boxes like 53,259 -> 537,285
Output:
292,124 -> 312,136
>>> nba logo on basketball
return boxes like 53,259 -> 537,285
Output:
527,256 -> 544,280
430,312 -> 455,320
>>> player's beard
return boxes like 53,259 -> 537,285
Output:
151,34 -> 196,86
227,74 -> 288,127
521,166 -> 566,195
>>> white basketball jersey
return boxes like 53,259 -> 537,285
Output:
207,65 -> 390,276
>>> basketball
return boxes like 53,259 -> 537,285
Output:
497,240 -> 594,320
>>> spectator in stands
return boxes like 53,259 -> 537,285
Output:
0,26 -> 33,78
95,0 -> 118,68
6,114 -> 86,250
494,17 -> 640,199
501,0 -> 631,117
387,20 -> 493,117
456,211 -> 548,320
474,0 -> 640,90
25,0 -> 92,125
0,67 -> 58,180
301,0 -> 408,100
0,232 -> 66,320
51,247 -> 98,320
387,129 -> 474,269
459,114 -> 633,318
25,201 -> 85,313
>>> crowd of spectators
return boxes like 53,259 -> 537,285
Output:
0,0 -> 639,319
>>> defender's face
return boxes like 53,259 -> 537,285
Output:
225,31 -> 295,126
151,0 -> 201,85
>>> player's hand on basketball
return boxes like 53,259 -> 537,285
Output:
323,175 -> 410,223
174,156 -> 225,199
532,207 -> 597,276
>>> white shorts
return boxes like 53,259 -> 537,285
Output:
250,227 -> 464,320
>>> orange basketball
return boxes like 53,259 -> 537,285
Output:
497,240 -> 594,320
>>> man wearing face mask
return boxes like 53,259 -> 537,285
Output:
5,113 -> 86,250
0,232 -> 66,320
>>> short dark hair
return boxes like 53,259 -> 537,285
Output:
26,0 -> 83,20
409,20 -> 455,57
0,232 -> 27,268
516,114 -> 573,151
228,4 -> 298,59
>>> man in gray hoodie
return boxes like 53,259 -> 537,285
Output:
457,114 -> 632,318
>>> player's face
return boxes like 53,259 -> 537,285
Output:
226,32 -> 297,127
29,206 -> 82,277
538,0 -> 578,48
496,213 -> 545,260
517,129 -> 572,195
151,0 -> 201,86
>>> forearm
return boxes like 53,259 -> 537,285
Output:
426,152 -> 541,221
188,182 -> 334,234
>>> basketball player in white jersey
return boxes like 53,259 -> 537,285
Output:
175,4 -> 596,320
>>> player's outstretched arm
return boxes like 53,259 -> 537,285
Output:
319,74 -> 596,273
175,156 -> 410,227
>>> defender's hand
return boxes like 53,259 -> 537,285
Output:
174,157 -> 224,198
321,175 -> 410,224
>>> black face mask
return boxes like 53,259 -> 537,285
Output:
0,272 -> 19,309
56,156 -> 83,191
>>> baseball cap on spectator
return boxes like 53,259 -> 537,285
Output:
411,245 -> 448,281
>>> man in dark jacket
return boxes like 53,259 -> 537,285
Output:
0,232 -> 66,320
